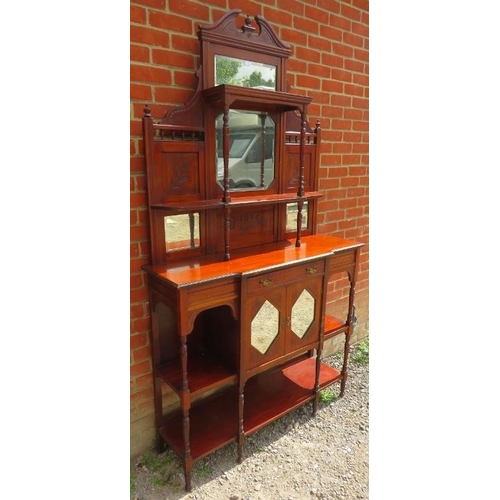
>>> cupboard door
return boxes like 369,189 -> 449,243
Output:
246,287 -> 287,371
286,277 -> 323,353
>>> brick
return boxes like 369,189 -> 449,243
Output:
152,49 -> 195,69
353,143 -> 368,153
340,176 -> 359,187
130,83 -> 152,101
339,198 -> 357,209
263,7 -> 293,28
352,97 -> 369,110
150,11 -> 193,33
296,46 -> 320,64
320,24 -> 342,42
296,74 -> 321,90
330,14 -> 351,31
332,69 -> 352,83
171,34 -> 199,54
352,21 -> 369,39
322,52 -> 343,69
332,42 -> 353,58
322,80 -> 343,93
318,0 -> 340,13
344,83 -> 364,96
131,64 -> 172,85
131,257 -> 150,274
155,87 -> 194,105
131,332 -> 149,350
354,48 -> 369,62
308,35 -> 331,53
277,0 -> 304,16
133,345 -> 153,363
131,360 -> 151,378
293,16 -> 319,35
130,44 -> 150,64
131,224 -> 149,242
341,3 -> 362,21
305,5 -> 329,24
345,60 -> 364,74
131,303 -> 145,319
130,25 -> 169,47
131,5 -> 146,24
169,1 -> 209,21
133,0 -> 165,8
281,28 -> 307,46
332,119 -> 352,130
343,131 -> 362,143
131,286 -> 149,304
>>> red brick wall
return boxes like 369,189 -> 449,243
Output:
130,0 -> 369,457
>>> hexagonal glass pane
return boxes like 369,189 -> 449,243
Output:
291,289 -> 315,339
251,300 -> 279,354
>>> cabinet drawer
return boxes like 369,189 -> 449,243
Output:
246,260 -> 325,294
327,250 -> 356,274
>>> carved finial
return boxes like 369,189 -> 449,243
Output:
242,14 -> 256,33
315,119 -> 321,130
144,104 -> 151,118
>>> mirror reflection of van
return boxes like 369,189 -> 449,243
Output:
216,111 -> 275,190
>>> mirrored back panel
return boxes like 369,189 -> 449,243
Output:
216,110 -> 275,190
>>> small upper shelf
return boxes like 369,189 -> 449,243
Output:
202,84 -> 312,113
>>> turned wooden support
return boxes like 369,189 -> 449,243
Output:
180,336 -> 192,491
237,387 -> 245,463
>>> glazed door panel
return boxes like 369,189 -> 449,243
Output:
246,287 -> 287,371
286,276 -> 323,353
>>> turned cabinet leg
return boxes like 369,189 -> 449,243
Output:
179,336 -> 192,491
312,348 -> 322,415
237,385 -> 245,463
182,411 -> 193,491
340,331 -> 350,397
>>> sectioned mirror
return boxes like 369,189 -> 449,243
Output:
216,110 -> 275,190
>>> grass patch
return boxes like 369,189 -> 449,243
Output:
138,450 -> 172,473
351,338 -> 369,364
319,386 -> 337,404
150,476 -> 167,486
130,474 -> 136,494
194,462 -> 213,478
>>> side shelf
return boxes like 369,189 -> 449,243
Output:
323,314 -> 348,340
158,356 -> 341,463
157,352 -> 237,398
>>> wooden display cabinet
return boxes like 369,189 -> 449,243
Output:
141,10 -> 363,491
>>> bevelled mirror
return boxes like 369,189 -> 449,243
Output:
164,213 -> 200,252
286,202 -> 309,232
216,110 -> 275,190
215,55 -> 276,90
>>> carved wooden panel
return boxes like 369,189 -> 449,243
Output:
208,205 -> 278,253
150,142 -> 204,204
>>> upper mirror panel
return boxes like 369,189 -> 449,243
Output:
216,110 -> 275,190
215,55 -> 276,90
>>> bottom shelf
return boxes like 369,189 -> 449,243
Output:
159,357 -> 341,462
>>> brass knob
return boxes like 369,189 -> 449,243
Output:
260,278 -> 272,287
306,267 -> 317,274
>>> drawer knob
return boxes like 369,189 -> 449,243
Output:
306,267 -> 318,274
260,278 -> 272,287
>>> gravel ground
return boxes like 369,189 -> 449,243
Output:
130,340 -> 369,500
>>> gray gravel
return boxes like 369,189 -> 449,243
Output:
131,342 -> 369,500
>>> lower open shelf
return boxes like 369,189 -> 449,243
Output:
159,357 -> 341,462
